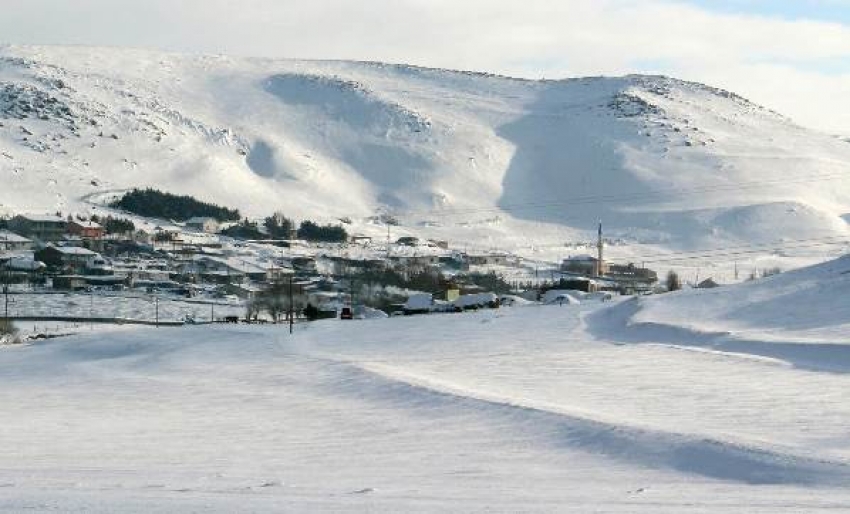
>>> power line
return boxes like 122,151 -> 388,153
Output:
603,235 -> 850,264
487,235 -> 850,278
395,170 -> 850,218
633,239 -> 850,265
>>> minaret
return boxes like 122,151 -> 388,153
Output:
596,221 -> 604,277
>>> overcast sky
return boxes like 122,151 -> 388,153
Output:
2,0 -> 849,134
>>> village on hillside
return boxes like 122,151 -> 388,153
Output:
0,191 -> 664,330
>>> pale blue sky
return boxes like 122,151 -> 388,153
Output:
684,0 -> 850,24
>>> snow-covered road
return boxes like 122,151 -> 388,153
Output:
2,303 -> 850,512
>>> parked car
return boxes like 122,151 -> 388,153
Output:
340,307 -> 354,320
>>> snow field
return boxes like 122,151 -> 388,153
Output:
2,294 -> 850,511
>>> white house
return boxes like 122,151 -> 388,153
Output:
0,230 -> 33,252
185,217 -> 220,234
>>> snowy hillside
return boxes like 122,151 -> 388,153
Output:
2,45 -> 850,259
592,254 -> 850,371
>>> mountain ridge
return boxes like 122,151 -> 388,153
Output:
1,45 -> 849,265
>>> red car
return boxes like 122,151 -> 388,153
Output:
340,307 -> 354,320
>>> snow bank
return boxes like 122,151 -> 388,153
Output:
633,255 -> 850,340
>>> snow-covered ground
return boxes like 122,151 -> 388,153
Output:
593,253 -> 850,372
2,292 -> 244,323
3,266 -> 850,511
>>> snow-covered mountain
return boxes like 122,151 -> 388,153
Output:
2,45 -> 850,258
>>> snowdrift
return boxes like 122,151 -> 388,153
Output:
589,254 -> 850,372
633,254 -> 850,339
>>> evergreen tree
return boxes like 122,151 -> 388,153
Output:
264,212 -> 294,239
110,188 -> 240,222
666,270 -> 682,291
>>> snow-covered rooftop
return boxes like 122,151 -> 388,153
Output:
0,229 -> 31,243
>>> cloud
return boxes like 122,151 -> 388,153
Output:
1,0 -> 849,133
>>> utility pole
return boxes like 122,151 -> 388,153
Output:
596,221 -> 604,278
155,295 -> 159,329
211,301 -> 215,324
386,221 -> 391,260
350,275 -> 356,315
288,275 -> 294,335
2,263 -> 8,321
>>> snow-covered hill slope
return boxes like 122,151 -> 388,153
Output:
591,254 -> 850,371
629,255 -> 850,339
2,45 -> 850,254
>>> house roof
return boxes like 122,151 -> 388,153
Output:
46,246 -> 98,256
186,217 -> 218,224
564,254 -> 598,262
196,255 -> 272,275
0,230 -> 32,243
70,220 -> 102,229
16,214 -> 66,223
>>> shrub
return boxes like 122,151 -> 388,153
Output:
297,220 -> 348,243
0,318 -> 19,345
221,220 -> 265,240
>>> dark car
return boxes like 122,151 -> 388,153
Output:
340,307 -> 354,320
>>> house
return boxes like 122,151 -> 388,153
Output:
331,257 -> 385,275
607,263 -> 658,287
561,255 -> 608,276
8,214 -> 67,242
68,220 -> 105,240
391,255 -> 441,274
552,278 -> 598,293
0,230 -> 33,252
195,255 -> 283,283
403,293 -> 433,315
34,246 -> 100,273
290,256 -> 317,274
466,253 -> 509,266
349,234 -> 373,245
185,217 -> 220,234
52,275 -> 88,291
226,282 -> 265,301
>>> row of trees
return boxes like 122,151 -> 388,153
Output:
110,188 -> 241,222
295,220 -> 347,243
222,213 -> 348,243
89,214 -> 136,235
104,187 -> 349,243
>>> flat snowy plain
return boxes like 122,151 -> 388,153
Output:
3,261 -> 850,512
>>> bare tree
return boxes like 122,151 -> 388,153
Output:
256,279 -> 306,323
245,299 -> 261,322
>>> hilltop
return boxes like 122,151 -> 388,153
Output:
1,45 -> 849,270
